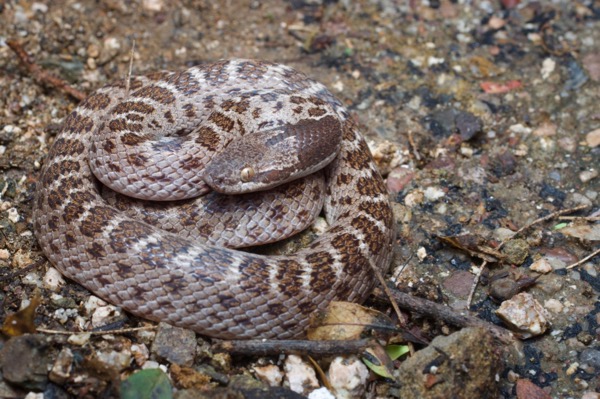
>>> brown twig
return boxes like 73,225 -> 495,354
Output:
566,247 -> 600,270
498,204 -> 590,250
558,216 -> 600,221
372,286 -> 514,344
466,260 -> 487,307
6,39 -> 87,101
213,338 -> 377,356
37,325 -> 156,335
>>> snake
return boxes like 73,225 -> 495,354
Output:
33,59 -> 396,339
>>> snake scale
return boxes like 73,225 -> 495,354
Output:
33,59 -> 396,339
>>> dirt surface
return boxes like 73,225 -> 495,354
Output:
0,0 -> 599,398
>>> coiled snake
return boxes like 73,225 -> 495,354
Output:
33,60 -> 396,339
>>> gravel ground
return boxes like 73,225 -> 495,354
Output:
0,0 -> 599,398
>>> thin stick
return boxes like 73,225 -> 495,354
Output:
558,216 -> 600,221
466,260 -> 487,307
498,204 -> 589,250
125,40 -> 136,97
566,247 -> 600,270
213,338 -> 377,356
6,39 -> 87,101
372,286 -> 514,344
37,325 -> 156,335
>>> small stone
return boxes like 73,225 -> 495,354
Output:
404,190 -> 424,207
580,348 -> 600,368
327,356 -> 369,399
91,302 -> 122,328
582,392 -> 600,399
395,328 -> 501,398
386,167 -> 414,194
424,186 -> 445,201
565,362 -> 579,376
131,343 -> 150,367
67,332 -> 92,346
284,355 -> 319,395
0,248 -> 9,260
501,239 -> 529,265
442,271 -> 475,298
0,335 -> 50,391
43,267 -> 65,291
93,349 -> 132,372
579,169 -> 598,183
543,299 -> 563,313
49,347 -> 73,384
151,322 -> 197,367
253,364 -> 283,386
530,257 -> 553,274
496,293 -> 550,338
308,387 -> 336,399
586,128 -> 600,147
142,0 -> 164,11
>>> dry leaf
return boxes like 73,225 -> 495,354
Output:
2,292 -> 41,336
307,301 -> 395,340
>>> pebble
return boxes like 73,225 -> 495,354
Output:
327,356 -> 369,399
284,355 -> 319,395
496,293 -> 550,338
49,348 -> 73,384
67,332 -> 91,346
530,257 -> 553,274
93,349 -> 132,372
582,392 -> 600,399
90,302 -> 122,328
544,299 -> 564,313
253,364 -> 283,386
580,348 -> 600,368
0,335 -> 50,391
586,128 -> 600,147
404,190 -> 424,207
131,343 -> 150,367
579,169 -> 598,183
42,267 -> 66,291
424,186 -> 445,201
151,322 -> 197,367
308,387 -> 336,399
395,328 -> 501,398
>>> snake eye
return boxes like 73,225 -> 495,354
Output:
240,166 -> 255,182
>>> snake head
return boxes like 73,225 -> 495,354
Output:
203,116 -> 342,195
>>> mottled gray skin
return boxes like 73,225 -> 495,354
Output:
33,59 -> 396,339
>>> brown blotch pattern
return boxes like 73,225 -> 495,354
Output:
81,93 -> 111,110
132,85 -> 176,104
195,126 -> 221,150
305,251 -> 335,293
79,206 -> 116,238
208,112 -> 235,132
221,99 -> 250,114
121,132 -> 147,145
113,101 -> 155,115
307,107 -> 326,117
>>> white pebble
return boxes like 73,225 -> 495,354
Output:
530,257 -> 553,274
253,364 -> 283,386
327,356 -> 369,399
284,355 -> 319,395
424,186 -> 445,201
43,267 -> 66,291
496,293 -> 550,338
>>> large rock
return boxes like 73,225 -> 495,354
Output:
396,327 -> 502,399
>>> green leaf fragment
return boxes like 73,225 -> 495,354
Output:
385,344 -> 410,361
120,368 -> 173,399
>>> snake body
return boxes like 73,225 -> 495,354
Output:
33,60 -> 395,339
